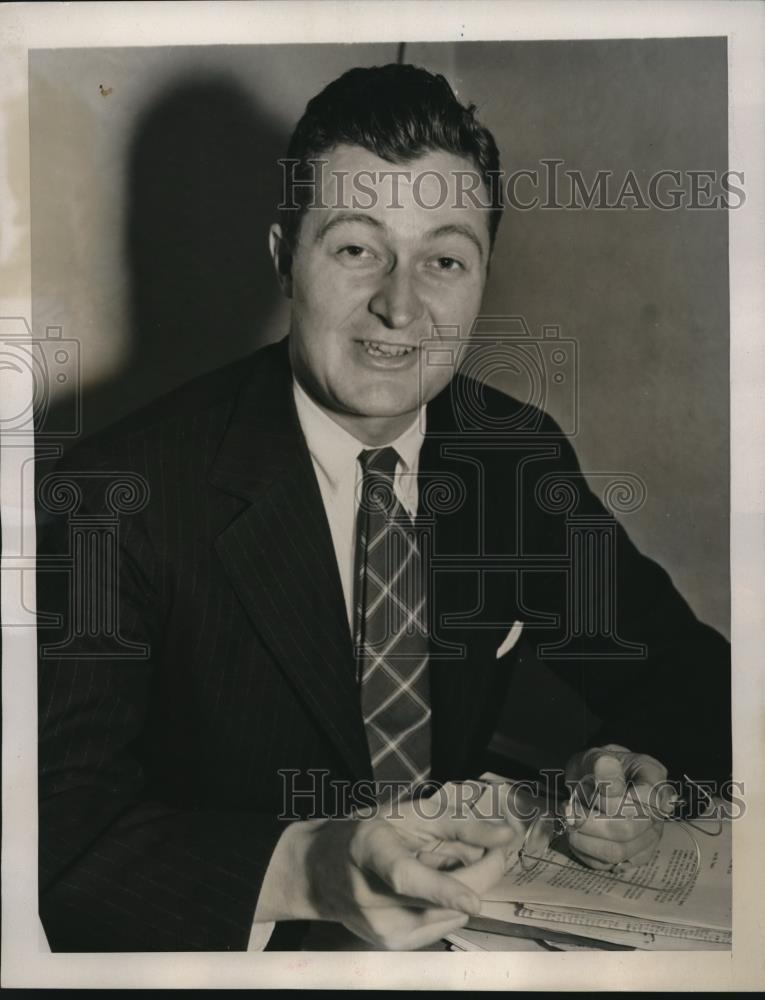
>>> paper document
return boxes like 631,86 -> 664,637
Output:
483,817 -> 731,938
472,903 -> 731,951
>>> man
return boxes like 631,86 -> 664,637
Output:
37,64 -> 731,952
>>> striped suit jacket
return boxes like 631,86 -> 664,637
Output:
37,335 -> 731,951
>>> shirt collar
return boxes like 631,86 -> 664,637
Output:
292,376 -> 426,491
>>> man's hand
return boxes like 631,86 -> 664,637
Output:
564,744 -> 672,870
254,782 -> 524,950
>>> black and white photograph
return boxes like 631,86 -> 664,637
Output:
1,0 -> 763,990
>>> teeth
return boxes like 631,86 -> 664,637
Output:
361,340 -> 416,358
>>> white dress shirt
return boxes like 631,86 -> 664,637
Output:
247,377 -> 427,950
293,376 -> 426,627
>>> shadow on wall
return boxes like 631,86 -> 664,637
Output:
43,74 -> 289,450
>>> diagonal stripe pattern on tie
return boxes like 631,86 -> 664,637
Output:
354,446 -> 431,796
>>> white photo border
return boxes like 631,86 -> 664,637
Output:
1,0 -> 763,990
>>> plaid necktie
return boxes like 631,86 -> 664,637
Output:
354,446 -> 431,794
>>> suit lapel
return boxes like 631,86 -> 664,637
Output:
209,340 -> 503,786
420,383 -> 504,782
210,339 -> 372,781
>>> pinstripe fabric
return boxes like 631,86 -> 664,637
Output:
37,345 -> 362,951
36,336 -> 731,952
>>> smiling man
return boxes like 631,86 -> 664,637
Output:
37,64 -> 731,953
275,144 -> 490,445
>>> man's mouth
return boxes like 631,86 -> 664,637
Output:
359,339 -> 418,358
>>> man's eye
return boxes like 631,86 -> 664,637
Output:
431,256 -> 464,272
338,245 -> 374,260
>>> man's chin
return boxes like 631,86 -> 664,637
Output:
344,377 -> 450,418
344,398 -> 423,422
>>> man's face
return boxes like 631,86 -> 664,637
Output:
271,144 -> 492,442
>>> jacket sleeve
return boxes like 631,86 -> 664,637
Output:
37,452 -> 290,952
519,413 -> 731,789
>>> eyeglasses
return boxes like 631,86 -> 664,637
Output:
517,775 -> 723,894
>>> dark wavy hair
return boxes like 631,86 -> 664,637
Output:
279,63 -> 503,251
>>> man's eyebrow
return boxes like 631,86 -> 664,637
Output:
316,212 -> 386,241
314,214 -> 487,261
425,223 -> 486,262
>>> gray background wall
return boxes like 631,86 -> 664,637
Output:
30,39 -> 729,767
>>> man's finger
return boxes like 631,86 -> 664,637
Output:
571,809 -> 659,842
395,912 -> 470,951
416,850 -> 462,871
449,845 -> 511,898
568,824 -> 661,866
568,847 -> 619,871
628,759 -> 672,814
388,860 -> 482,914
416,841 -> 485,869
622,752 -> 667,784
363,825 -> 481,915
449,814 -> 524,849
628,778 -> 678,820
586,748 -> 671,815
621,844 -> 660,867
593,753 -> 628,801
348,904 -> 465,949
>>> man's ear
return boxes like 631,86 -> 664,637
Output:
268,223 -> 293,298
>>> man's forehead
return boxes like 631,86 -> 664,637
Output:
305,142 -> 492,245
316,142 -> 484,191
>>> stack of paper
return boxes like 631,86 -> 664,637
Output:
446,926 -> 631,952
458,817 -> 731,951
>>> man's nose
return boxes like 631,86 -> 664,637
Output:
368,267 -> 424,330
